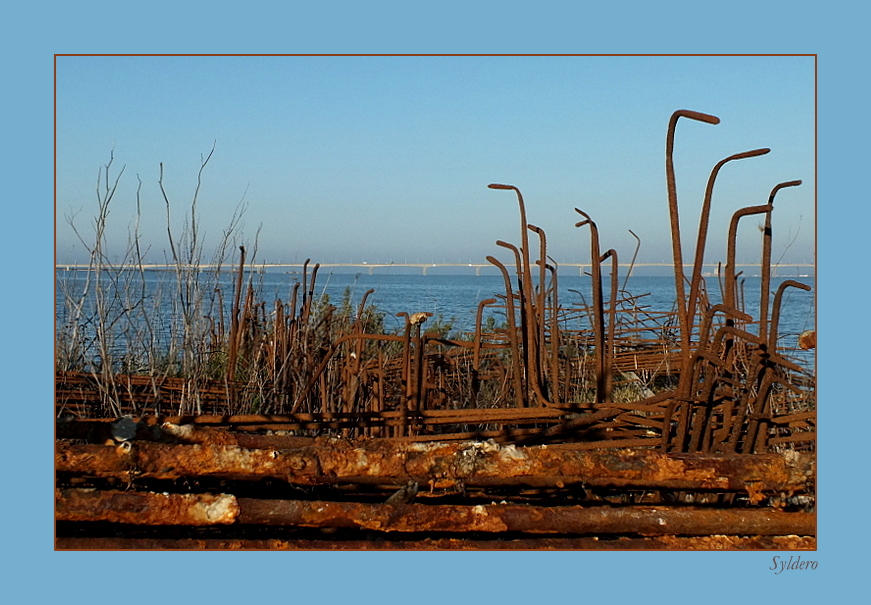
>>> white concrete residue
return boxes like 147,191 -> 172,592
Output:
497,443 -> 528,461
161,422 -> 192,438
198,494 -> 238,524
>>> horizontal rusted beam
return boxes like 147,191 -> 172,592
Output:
56,439 -> 814,493
58,408 -> 569,437
236,498 -> 814,536
55,489 -> 814,537
55,489 -> 238,525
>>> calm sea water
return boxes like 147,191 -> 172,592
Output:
56,268 -> 816,367
257,270 -> 814,336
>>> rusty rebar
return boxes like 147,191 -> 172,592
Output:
471,298 -> 497,408
759,180 -> 802,342
665,109 -> 720,358
529,224 -> 549,399
725,204 -> 771,311
56,440 -> 814,493
226,245 -> 246,389
545,258 -> 560,400
496,241 -> 529,405
684,148 -> 771,372
575,209 -> 607,403
487,255 -> 525,408
769,280 -> 813,354
601,248 -> 619,403
489,184 -> 540,405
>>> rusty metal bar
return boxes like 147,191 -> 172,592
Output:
686,149 -> 771,334
682,148 -> 771,399
226,245 -> 246,390
665,109 -> 720,357
601,248 -> 619,403
57,489 -> 814,537
759,180 -> 802,342
529,224 -> 549,399
410,313 -> 431,420
234,499 -> 814,536
496,241 -> 527,380
725,204 -> 771,311
490,184 -> 540,407
489,253 -> 526,408
545,259 -> 560,400
769,280 -> 813,354
575,209 -> 607,403
290,331 -> 406,413
56,440 -> 814,493
513,408 -> 623,445
56,488 -> 238,525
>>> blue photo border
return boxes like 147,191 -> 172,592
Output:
8,3 -> 860,602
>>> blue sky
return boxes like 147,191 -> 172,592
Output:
56,55 -> 815,269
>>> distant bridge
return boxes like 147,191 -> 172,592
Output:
57,262 -> 815,277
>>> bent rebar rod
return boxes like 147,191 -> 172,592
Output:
489,185 -> 539,399
546,256 -> 560,401
759,180 -> 802,343
535,258 -> 561,401
529,224 -> 550,398
725,204 -> 772,312
769,280 -> 812,355
496,241 -> 529,406
664,109 -> 720,357
600,248 -> 619,403
575,209 -> 607,403
621,229 -> 641,292
678,148 -> 770,404
473,298 -> 497,375
686,149 -> 771,346
487,255 -> 525,408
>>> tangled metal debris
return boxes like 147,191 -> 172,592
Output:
56,109 -> 815,549
56,107 -> 815,451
